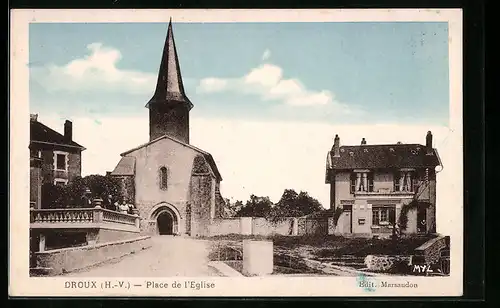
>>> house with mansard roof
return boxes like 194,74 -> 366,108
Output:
29,114 -> 86,209
325,132 -> 443,238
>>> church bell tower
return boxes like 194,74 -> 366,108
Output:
146,19 -> 193,143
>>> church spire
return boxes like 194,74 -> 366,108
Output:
146,19 -> 192,143
146,19 -> 193,110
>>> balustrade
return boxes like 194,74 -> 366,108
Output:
31,208 -> 94,223
30,207 -> 139,228
101,208 -> 137,225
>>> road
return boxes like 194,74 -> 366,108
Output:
65,236 -> 222,277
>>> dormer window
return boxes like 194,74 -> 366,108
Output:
159,166 -> 168,190
53,151 -> 68,172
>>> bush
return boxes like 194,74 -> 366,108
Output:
364,255 -> 412,273
40,174 -> 123,209
41,183 -> 69,209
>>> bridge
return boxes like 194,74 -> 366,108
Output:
65,236 -> 223,277
30,205 -> 227,277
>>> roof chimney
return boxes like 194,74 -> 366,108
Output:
332,134 -> 340,157
30,114 -> 38,122
361,138 -> 366,145
64,120 -> 72,142
426,131 -> 433,155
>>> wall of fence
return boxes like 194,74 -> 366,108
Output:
252,218 -> 295,236
208,216 -> 327,237
209,218 -> 241,236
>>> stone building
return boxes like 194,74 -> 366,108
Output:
29,114 -> 86,208
110,20 -> 226,237
325,132 -> 443,237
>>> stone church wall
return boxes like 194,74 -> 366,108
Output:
190,174 -> 215,237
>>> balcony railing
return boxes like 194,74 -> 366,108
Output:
30,206 -> 140,230
354,181 -> 431,200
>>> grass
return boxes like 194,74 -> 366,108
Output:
223,260 -> 326,276
204,233 -> 437,259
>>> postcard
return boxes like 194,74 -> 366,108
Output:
9,8 -> 463,297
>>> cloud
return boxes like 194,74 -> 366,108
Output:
262,49 -> 271,61
37,113 -> 456,234
197,62 -> 351,112
196,77 -> 228,93
31,43 -> 157,95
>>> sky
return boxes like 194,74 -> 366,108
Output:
28,22 -> 453,220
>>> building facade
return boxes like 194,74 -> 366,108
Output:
110,20 -> 226,237
29,114 -> 86,208
325,132 -> 443,238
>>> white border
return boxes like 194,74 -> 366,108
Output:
53,150 -> 69,172
9,9 -> 463,297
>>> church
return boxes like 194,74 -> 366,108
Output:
110,20 -> 226,237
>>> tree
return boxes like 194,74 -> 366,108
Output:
235,195 -> 272,217
81,174 -> 122,209
41,174 -> 123,209
41,183 -> 69,209
222,199 -> 244,217
267,189 -> 324,223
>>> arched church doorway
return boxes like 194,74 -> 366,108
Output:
150,203 -> 180,235
157,211 -> 175,235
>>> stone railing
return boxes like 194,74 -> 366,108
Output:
30,205 -> 140,230
354,190 -> 415,198
101,208 -> 137,226
31,208 -> 95,224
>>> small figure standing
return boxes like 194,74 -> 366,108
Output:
127,201 -> 135,215
82,188 -> 92,207
106,194 -> 114,210
118,199 -> 129,214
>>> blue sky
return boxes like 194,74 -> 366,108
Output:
29,22 -> 450,126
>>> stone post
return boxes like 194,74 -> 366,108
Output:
93,205 -> 103,223
292,218 -> 299,235
134,214 -> 140,229
243,240 -> 273,276
399,172 -> 405,191
240,217 -> 253,235
86,231 -> 98,246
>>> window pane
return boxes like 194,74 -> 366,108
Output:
380,209 -> 388,222
160,167 -> 168,189
372,209 -> 379,225
56,154 -> 66,170
389,208 -> 396,224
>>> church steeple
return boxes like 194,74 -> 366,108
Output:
147,19 -> 192,143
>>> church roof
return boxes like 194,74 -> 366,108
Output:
146,19 -> 193,110
110,156 -> 135,176
119,134 -> 222,181
327,143 -> 441,171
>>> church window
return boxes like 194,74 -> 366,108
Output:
159,166 -> 168,190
